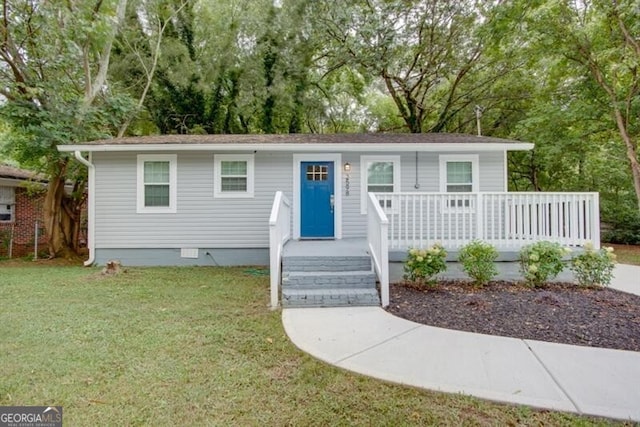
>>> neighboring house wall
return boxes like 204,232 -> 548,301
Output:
92,150 -> 506,266
0,186 -> 47,258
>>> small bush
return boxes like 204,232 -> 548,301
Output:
519,241 -> 571,287
570,243 -> 617,287
458,240 -> 498,287
601,207 -> 640,245
404,243 -> 447,287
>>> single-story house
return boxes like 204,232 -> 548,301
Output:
0,164 -> 48,258
58,133 -> 599,308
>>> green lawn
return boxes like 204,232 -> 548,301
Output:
610,244 -> 640,266
0,262 -> 623,425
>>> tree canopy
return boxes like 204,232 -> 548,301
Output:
1,0 -> 639,256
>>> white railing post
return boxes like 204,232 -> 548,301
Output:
367,193 -> 390,307
591,192 -> 600,249
268,191 -> 291,310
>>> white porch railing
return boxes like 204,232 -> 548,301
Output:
373,192 -> 600,251
367,193 -> 390,307
269,191 -> 291,309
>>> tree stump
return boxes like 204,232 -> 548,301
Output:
102,260 -> 122,275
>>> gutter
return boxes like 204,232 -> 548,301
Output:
74,151 -> 95,266
58,142 -> 535,153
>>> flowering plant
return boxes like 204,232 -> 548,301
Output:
519,241 -> 571,287
570,243 -> 617,287
404,243 -> 447,287
458,240 -> 498,287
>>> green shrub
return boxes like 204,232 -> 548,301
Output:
570,243 -> 617,287
404,243 -> 447,287
601,206 -> 640,245
458,240 -> 498,287
519,241 -> 571,287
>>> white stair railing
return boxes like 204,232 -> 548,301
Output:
367,192 -> 390,307
269,191 -> 291,309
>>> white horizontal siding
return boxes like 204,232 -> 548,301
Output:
93,149 -> 506,248
342,151 -> 506,238
94,151 -> 292,248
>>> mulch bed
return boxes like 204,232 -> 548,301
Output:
387,280 -> 640,352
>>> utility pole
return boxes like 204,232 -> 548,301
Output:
475,105 -> 483,136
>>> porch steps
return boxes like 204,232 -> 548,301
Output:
283,255 -> 372,272
281,243 -> 380,308
283,271 -> 376,288
282,288 -> 380,308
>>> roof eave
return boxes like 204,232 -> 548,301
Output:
58,142 -> 534,153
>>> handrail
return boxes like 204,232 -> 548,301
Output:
269,191 -> 291,309
373,191 -> 600,250
367,192 -> 390,307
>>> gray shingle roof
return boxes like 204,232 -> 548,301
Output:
0,163 -> 46,182
78,132 -> 525,146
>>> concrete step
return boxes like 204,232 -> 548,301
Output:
282,288 -> 380,308
282,271 -> 376,288
283,255 -> 372,272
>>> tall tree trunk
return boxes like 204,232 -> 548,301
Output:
44,159 -> 86,258
44,159 -> 72,258
613,108 -> 640,213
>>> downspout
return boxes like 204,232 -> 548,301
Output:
74,151 -> 95,266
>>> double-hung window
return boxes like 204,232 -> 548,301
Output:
214,154 -> 254,198
137,154 -> 177,213
360,155 -> 400,214
0,186 -> 15,222
439,155 -> 479,208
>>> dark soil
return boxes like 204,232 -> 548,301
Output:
387,280 -> 640,352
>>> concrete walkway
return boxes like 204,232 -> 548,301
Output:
282,264 -> 640,422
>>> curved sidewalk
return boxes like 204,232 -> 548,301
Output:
282,264 -> 640,422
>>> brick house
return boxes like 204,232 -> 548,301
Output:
0,164 -> 48,258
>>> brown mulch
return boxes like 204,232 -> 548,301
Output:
387,280 -> 640,352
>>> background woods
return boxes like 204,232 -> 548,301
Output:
1,0 -> 638,258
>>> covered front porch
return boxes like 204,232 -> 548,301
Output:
269,191 -> 600,308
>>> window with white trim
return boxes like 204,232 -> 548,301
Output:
214,154 -> 254,198
137,154 -> 177,213
360,155 -> 401,214
439,154 -> 479,208
0,186 -> 15,222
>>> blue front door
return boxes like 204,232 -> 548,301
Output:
301,161 -> 335,238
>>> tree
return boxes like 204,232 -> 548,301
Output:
0,0 -> 132,257
319,0 -> 492,133
506,0 -> 640,213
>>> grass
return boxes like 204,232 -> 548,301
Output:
609,244 -> 640,266
0,261 -> 627,425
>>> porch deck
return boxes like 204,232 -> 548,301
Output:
283,238 -> 369,258
269,190 -> 600,309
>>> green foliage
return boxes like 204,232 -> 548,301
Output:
495,0 -> 640,215
458,240 -> 499,287
602,209 -> 640,245
519,241 -> 571,287
403,244 -> 447,287
570,244 -> 617,287
326,0 -> 492,133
